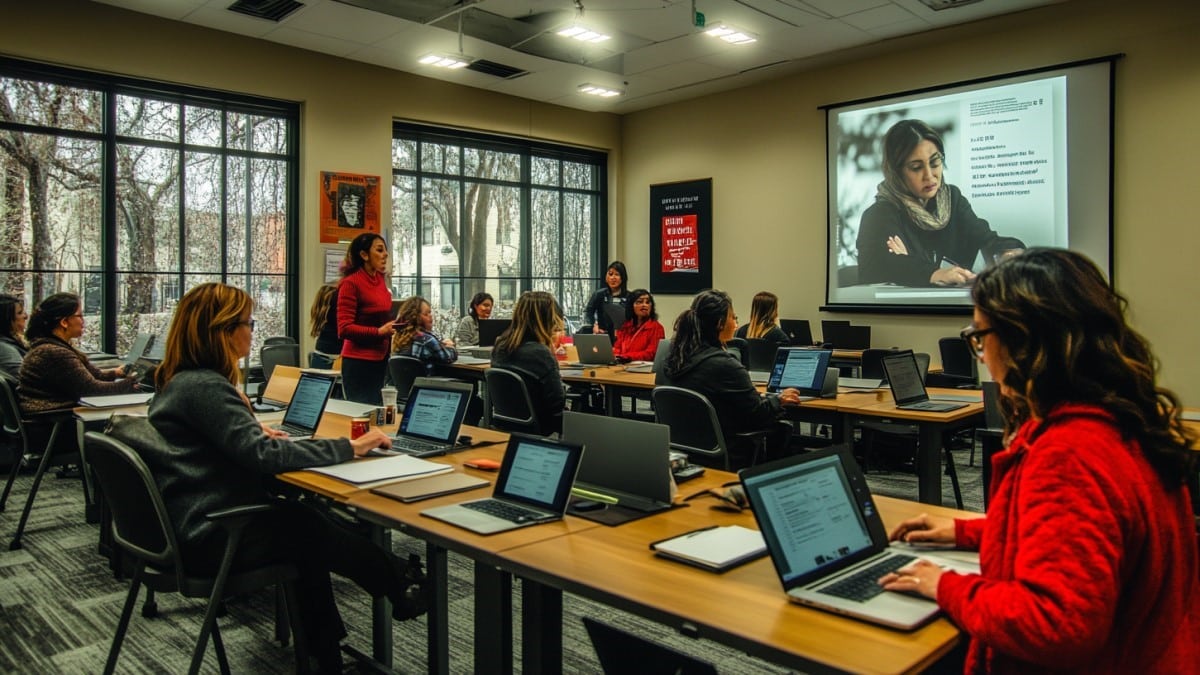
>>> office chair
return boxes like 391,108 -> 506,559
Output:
860,348 -> 901,381
973,381 -> 1006,508
745,338 -> 783,372
262,335 -> 297,346
927,336 -> 980,389
651,386 -> 767,471
387,355 -> 426,407
0,375 -> 90,550
83,427 -> 307,675
482,367 -> 542,435
583,617 -> 717,675
259,343 -> 300,400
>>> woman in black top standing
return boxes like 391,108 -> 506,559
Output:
308,282 -> 340,368
582,261 -> 630,337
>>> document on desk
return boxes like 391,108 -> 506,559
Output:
79,393 -> 155,408
308,455 -> 452,486
650,524 -> 767,573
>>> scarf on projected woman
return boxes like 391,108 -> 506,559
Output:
874,164 -> 952,232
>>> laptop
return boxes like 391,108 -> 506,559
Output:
570,333 -> 618,366
269,371 -> 337,439
824,324 -> 871,350
122,333 -> 154,372
143,332 -> 167,362
386,380 -> 473,456
421,434 -> 585,535
477,318 -> 512,348
740,446 -> 978,630
562,411 -> 672,513
766,348 -> 837,399
624,338 -> 670,374
779,319 -> 813,346
881,351 -> 968,412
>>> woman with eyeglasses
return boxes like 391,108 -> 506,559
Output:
337,233 -> 395,404
856,119 -> 1024,287
881,248 -> 1198,673
17,292 -> 138,414
0,294 -> 29,379
148,282 -> 426,672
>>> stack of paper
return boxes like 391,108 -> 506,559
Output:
308,455 -> 451,486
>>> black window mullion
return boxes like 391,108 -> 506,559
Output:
102,90 -> 118,352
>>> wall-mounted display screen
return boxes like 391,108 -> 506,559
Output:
824,57 -> 1116,312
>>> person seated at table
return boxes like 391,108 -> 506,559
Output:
881,248 -> 1198,673
147,282 -> 427,673
612,289 -> 665,362
18,292 -> 137,414
656,289 -> 803,466
0,294 -> 29,379
490,290 -> 566,436
392,296 -> 457,375
454,291 -> 494,347
307,282 -> 341,368
734,291 -> 789,344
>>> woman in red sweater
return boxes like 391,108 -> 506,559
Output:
336,233 -> 395,404
881,248 -> 1198,674
613,289 -> 665,362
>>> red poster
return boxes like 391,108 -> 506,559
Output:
661,214 -> 699,273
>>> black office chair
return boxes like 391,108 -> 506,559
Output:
927,336 -> 980,389
860,348 -> 901,381
83,426 -> 307,675
483,367 -> 542,435
583,617 -> 717,675
724,337 -> 750,370
259,343 -> 300,399
820,320 -> 850,347
745,338 -> 783,372
651,386 -> 767,471
0,375 -> 89,550
262,335 -> 297,346
387,355 -> 427,407
973,381 -> 1006,508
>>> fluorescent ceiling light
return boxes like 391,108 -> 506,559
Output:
704,23 -> 757,45
578,83 -> 623,98
417,53 -> 472,69
557,25 -> 612,43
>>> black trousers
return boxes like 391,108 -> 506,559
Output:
340,356 -> 387,405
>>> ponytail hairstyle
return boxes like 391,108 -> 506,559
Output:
391,296 -> 428,354
745,291 -> 779,340
26,293 -> 81,342
664,289 -> 732,377
342,233 -> 386,277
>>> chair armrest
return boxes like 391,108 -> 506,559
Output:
204,503 -> 274,530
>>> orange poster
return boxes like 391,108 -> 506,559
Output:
320,171 -> 381,243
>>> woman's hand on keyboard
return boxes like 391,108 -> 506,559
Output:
888,513 -> 956,546
879,559 -> 944,601
261,422 -> 290,440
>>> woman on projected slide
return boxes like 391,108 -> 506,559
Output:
856,119 -> 1024,287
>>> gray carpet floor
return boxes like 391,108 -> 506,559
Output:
0,444 -> 982,674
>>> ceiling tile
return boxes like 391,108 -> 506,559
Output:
802,0 -> 893,19
280,0 -> 405,44
840,4 -> 919,30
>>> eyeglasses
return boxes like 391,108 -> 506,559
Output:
959,325 -> 994,358
237,319 -> 256,332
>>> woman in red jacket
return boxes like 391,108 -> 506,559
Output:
613,289 -> 665,362
881,248 -> 1198,674
336,233 -> 395,404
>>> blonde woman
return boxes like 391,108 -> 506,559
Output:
490,291 -> 565,435
734,291 -> 789,343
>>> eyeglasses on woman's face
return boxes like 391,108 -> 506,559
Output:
960,324 -> 994,358
237,319 -> 256,332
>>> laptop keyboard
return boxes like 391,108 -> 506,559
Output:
818,554 -> 916,602
272,423 -> 311,438
462,500 -> 546,523
392,437 -> 450,455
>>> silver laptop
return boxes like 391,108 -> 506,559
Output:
270,372 -> 337,439
562,412 -> 672,513
740,445 -> 978,630
570,333 -> 618,366
624,338 -> 670,374
766,348 -> 837,399
421,434 -> 585,535
881,351 -> 967,412
122,333 -> 153,371
386,381 -> 472,457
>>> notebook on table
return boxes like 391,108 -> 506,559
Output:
421,434 -> 585,535
477,319 -> 512,347
563,411 -> 673,516
765,348 -> 837,400
881,351 -> 968,412
740,445 -> 978,630
269,372 -> 336,439
570,333 -> 619,366
384,381 -> 472,457
623,338 -> 670,374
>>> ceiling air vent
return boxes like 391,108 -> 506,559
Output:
228,0 -> 304,22
466,60 -> 529,80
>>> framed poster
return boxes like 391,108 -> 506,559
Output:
320,171 -> 381,243
649,178 -> 712,295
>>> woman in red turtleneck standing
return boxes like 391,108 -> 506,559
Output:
336,233 -> 395,404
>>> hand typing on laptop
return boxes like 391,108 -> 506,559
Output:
349,429 -> 392,457
877,513 -> 958,600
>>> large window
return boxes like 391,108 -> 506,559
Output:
391,124 -> 606,332
0,58 -> 298,359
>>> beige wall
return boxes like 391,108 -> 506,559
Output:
619,0 -> 1200,402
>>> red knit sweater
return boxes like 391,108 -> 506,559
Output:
336,268 -> 392,361
937,403 -> 1199,673
613,319 -> 665,361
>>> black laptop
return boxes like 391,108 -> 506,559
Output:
387,380 -> 473,456
881,351 -> 968,412
477,319 -> 512,347
766,348 -> 837,399
779,319 -> 813,346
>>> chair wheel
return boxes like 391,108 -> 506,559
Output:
142,601 -> 158,618
9,539 -> 22,551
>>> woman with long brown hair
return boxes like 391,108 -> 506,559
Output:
490,290 -> 566,435
734,291 -> 789,343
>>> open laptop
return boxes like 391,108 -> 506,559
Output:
385,381 -> 472,456
624,338 -> 670,374
477,318 -> 511,347
421,434 -> 585,535
766,348 -> 837,399
824,324 -> 871,350
143,332 -> 167,362
779,319 -> 813,346
740,445 -> 978,630
122,333 -> 153,372
881,351 -> 968,412
570,333 -> 619,366
269,371 -> 337,439
563,411 -> 673,513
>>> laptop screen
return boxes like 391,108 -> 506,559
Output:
478,319 -> 512,347
881,352 -> 927,404
399,385 -> 469,443
281,373 -> 336,431
124,333 -> 152,363
495,435 -> 585,512
741,447 -> 883,587
767,349 -> 832,394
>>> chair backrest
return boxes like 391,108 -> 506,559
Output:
724,337 -> 750,370
982,381 -> 1004,429
651,386 -> 729,470
262,336 -> 297,346
83,430 -> 180,574
938,336 -> 979,382
483,367 -> 540,434
0,374 -> 24,444
259,343 -> 300,386
388,355 -> 426,404
745,338 -> 782,371
860,348 -> 901,381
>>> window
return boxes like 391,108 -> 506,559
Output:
0,57 -> 299,360
391,124 -> 606,329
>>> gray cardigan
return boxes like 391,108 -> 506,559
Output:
0,336 -> 26,379
147,368 -> 353,548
